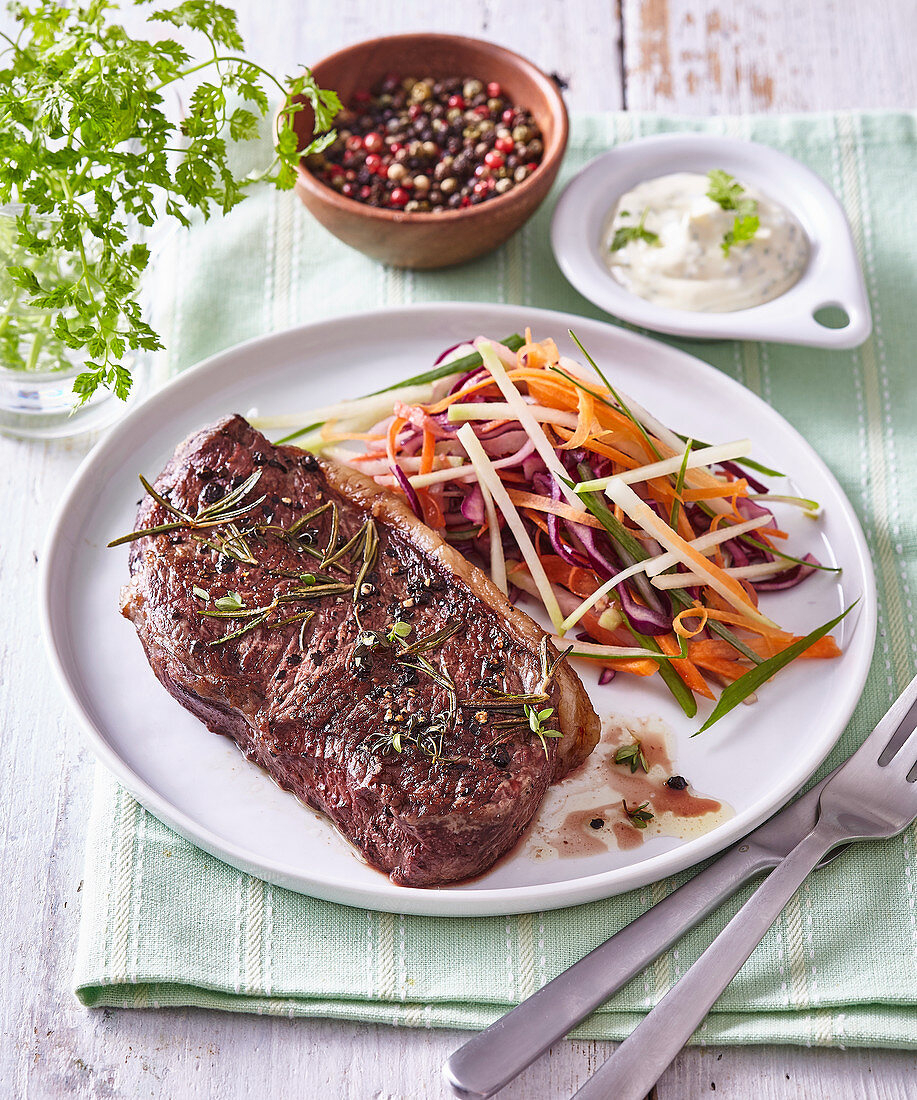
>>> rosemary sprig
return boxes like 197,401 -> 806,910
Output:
397,621 -> 462,657
321,501 -> 341,562
322,518 -> 368,568
108,470 -> 265,547
192,523 -> 258,564
352,520 -> 379,603
208,609 -> 272,646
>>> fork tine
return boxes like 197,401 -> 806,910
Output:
878,687 -> 917,766
886,728 -> 917,777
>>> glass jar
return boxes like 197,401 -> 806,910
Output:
0,205 -> 149,439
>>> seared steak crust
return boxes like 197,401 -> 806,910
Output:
119,415 -> 599,886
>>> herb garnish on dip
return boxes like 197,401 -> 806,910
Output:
603,169 -> 808,312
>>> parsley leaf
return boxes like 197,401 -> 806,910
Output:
721,212 -> 761,256
706,169 -> 760,255
706,169 -> 747,211
610,207 -> 660,251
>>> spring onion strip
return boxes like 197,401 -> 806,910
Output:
549,637 -> 688,662
558,561 -> 650,633
651,560 -> 797,589
643,515 -> 774,577
251,385 -> 436,432
748,493 -> 820,516
575,439 -> 753,493
477,341 -> 585,512
447,402 -> 580,430
478,473 -> 507,596
456,424 -> 564,632
603,477 -> 779,628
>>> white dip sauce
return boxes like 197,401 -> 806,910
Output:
603,172 -> 808,312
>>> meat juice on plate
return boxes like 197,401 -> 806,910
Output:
522,715 -> 731,860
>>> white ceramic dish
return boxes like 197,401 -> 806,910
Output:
551,134 -> 872,349
41,303 -> 875,916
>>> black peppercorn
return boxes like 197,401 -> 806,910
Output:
666,775 -> 689,791
312,72 -> 544,213
492,747 -> 510,768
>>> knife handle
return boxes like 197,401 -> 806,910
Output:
443,842 -> 777,1100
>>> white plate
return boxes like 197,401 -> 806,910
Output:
551,134 -> 872,349
41,303 -> 876,916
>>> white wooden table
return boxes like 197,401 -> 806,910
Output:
3,2 -> 917,1097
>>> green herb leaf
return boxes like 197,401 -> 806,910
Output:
706,170 -> 760,253
610,207 -> 660,251
213,591 -> 244,612
192,585 -> 211,603
706,169 -> 746,210
622,800 -> 654,829
722,212 -> 760,256
614,740 -> 649,774
695,601 -> 857,733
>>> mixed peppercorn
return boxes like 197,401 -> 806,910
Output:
306,73 -> 545,212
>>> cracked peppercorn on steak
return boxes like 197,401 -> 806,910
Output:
118,415 -> 599,887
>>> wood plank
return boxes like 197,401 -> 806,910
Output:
232,0 -> 624,112
622,0 -> 917,112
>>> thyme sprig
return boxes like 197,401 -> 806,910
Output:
474,636 -> 572,710
622,800 -> 655,829
614,739 -> 649,774
365,710 -> 452,767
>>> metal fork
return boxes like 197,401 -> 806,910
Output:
571,671 -> 917,1100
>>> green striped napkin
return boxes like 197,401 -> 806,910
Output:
74,111 -> 917,1049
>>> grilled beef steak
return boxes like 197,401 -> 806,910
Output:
118,415 -> 600,886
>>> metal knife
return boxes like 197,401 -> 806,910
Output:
444,771 -> 846,1100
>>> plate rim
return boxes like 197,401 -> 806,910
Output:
41,301 -> 877,916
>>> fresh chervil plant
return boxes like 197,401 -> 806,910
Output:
0,0 -> 340,402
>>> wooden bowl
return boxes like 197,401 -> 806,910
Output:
288,34 -> 569,269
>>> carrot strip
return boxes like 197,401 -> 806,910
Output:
673,605 -> 709,638
538,555 -> 603,600
683,480 -> 750,501
506,489 -> 605,529
420,429 -> 436,475
386,416 -> 407,464
689,652 -> 750,682
553,425 -> 638,468
558,387 -> 595,450
656,632 -> 716,699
